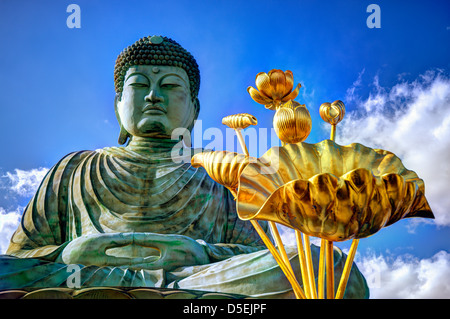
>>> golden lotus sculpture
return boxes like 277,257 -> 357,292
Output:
191,69 -> 434,299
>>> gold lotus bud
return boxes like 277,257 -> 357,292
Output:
247,69 -> 301,110
319,100 -> 345,125
222,113 -> 258,130
273,100 -> 312,144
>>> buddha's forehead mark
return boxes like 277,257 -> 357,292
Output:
152,67 -> 160,74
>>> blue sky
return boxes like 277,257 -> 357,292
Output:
0,0 -> 449,298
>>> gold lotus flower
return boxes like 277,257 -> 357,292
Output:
247,69 -> 301,110
273,100 -> 312,144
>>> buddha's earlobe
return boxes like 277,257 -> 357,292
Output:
118,125 -> 130,145
193,97 -> 200,120
185,98 -> 200,133
114,93 -> 130,145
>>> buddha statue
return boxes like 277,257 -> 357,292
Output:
0,35 -> 369,298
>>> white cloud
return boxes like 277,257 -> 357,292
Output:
345,68 -> 365,103
0,206 -> 23,254
337,70 -> 450,227
0,167 -> 48,254
1,167 -> 49,198
356,250 -> 450,299
278,226 -> 450,299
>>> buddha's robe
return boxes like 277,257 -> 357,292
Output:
0,138 -> 369,298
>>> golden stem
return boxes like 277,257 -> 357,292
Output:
275,101 -> 282,111
269,222 -> 295,277
250,220 -> 306,299
330,124 -> 336,142
325,240 -> 335,299
295,230 -> 311,299
318,238 -> 326,299
303,234 -> 317,299
335,239 -> 360,299
235,129 -> 305,297
235,129 -> 249,156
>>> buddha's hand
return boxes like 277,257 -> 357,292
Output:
129,233 -> 210,272
59,232 -> 146,267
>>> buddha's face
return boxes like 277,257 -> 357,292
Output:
115,65 -> 198,139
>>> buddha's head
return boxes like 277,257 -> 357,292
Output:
113,35 -> 200,144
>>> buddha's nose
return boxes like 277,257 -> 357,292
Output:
145,89 -> 164,103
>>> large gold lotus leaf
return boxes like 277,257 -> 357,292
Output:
236,140 -> 433,241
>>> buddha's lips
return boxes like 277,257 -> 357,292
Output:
143,104 -> 167,114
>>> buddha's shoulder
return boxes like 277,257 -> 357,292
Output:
58,149 -> 97,161
54,146 -> 206,169
48,150 -> 97,172
57,147 -> 125,161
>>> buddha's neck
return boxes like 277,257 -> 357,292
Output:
126,136 -> 180,153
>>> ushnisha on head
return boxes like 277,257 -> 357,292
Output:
114,35 -> 201,145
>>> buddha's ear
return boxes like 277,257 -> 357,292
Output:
114,93 -> 121,121
193,97 -> 200,122
185,97 -> 200,133
114,93 -> 130,145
